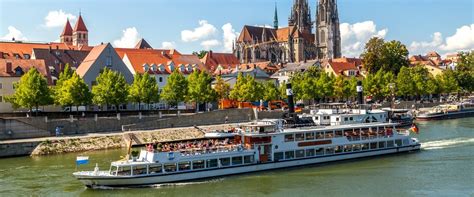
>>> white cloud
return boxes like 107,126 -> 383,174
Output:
1,26 -> 27,41
161,41 -> 176,49
409,24 -> 474,56
44,10 -> 76,28
222,23 -> 239,53
113,27 -> 141,48
340,21 -> 388,57
181,20 -> 217,42
200,39 -> 220,50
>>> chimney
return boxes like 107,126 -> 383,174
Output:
56,45 -> 59,50
209,50 -> 213,58
59,64 -> 64,72
357,80 -> 364,105
6,62 -> 12,73
48,46 -> 52,52
286,83 -> 297,123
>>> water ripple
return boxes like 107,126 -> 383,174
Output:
422,138 -> 474,150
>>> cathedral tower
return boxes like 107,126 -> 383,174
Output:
274,3 -> 279,30
60,19 -> 73,45
288,0 -> 312,34
72,13 -> 89,47
315,0 -> 341,59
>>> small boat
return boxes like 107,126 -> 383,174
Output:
416,99 -> 474,121
73,120 -> 420,188
381,108 -> 414,127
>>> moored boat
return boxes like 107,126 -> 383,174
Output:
416,99 -> 474,121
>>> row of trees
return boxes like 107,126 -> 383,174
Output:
7,64 -> 219,113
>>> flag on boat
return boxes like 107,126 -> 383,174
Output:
409,123 -> 419,134
76,156 -> 89,165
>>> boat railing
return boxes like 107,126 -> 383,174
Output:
179,145 -> 246,157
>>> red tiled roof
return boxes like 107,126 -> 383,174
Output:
332,57 -> 362,67
0,59 -> 52,84
326,59 -> 358,75
73,15 -> 88,32
201,51 -> 240,73
32,48 -> 89,79
0,41 -> 91,60
61,19 -> 73,36
426,51 -> 440,58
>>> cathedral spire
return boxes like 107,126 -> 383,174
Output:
273,2 -> 278,30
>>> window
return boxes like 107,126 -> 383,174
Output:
387,140 -> 395,148
370,142 -> 377,149
336,117 -> 340,122
159,77 -> 163,82
295,150 -> 305,158
335,146 -> 343,154
285,151 -> 295,159
335,130 -> 343,137
232,156 -> 243,165
344,145 -> 352,152
295,133 -> 305,141
325,131 -> 334,138
314,148 -> 323,155
325,147 -> 335,155
54,59 -> 59,64
284,134 -> 295,142
350,117 -> 354,121
148,164 -> 162,174
353,144 -> 361,151
305,132 -> 315,140
274,152 -> 284,161
362,143 -> 369,151
244,155 -> 254,164
24,54 -> 30,59
306,149 -> 315,157
106,56 -> 112,67
316,132 -> 324,139
178,161 -> 191,171
55,51 -> 61,56
151,64 -> 157,72
395,139 -> 402,147
378,141 -> 386,149
143,63 -> 150,72
117,166 -> 131,176
220,158 -> 231,167
192,160 -> 205,170
164,163 -> 177,172
403,139 -> 409,146
133,165 -> 147,175
207,159 -> 218,168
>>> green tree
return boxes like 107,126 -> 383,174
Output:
425,75 -> 440,96
396,66 -> 415,98
129,73 -> 160,111
333,75 -> 345,101
192,50 -> 208,59
6,68 -> 52,114
361,37 -> 385,74
411,65 -> 430,98
229,73 -> 247,102
361,38 -> 409,74
188,71 -> 216,111
240,75 -> 262,102
455,51 -> 474,92
346,77 -> 358,100
381,71 -> 396,98
439,70 -> 459,95
160,70 -> 188,109
262,81 -> 279,102
53,64 -> 73,106
92,68 -> 129,112
66,73 -> 92,111
213,76 -> 231,100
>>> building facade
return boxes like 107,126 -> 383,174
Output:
234,0 -> 341,63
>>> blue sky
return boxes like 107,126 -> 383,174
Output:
1,0 -> 473,57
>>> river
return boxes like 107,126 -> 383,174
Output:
0,118 -> 473,196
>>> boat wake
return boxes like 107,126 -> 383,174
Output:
422,138 -> 474,150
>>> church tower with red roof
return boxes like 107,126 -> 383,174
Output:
60,18 -> 73,45
72,13 -> 88,47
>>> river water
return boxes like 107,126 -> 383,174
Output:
0,118 -> 473,197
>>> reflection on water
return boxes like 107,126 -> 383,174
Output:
0,118 -> 473,196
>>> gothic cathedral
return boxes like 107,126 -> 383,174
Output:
234,0 -> 341,63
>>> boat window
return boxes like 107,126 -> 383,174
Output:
285,151 -> 295,159
316,132 -> 324,139
378,141 -> 386,149
207,159 -> 218,168
220,158 -> 231,167
370,142 -> 377,149
305,132 -> 315,140
325,131 -> 334,139
344,117 -> 348,121
395,139 -> 402,147
244,155 -> 254,164
335,130 -> 343,137
284,134 -> 295,142
295,133 -> 305,141
362,143 -> 369,151
335,146 -> 343,154
316,148 -> 324,155
315,116 -> 319,120
306,149 -> 315,157
349,117 -> 354,121
274,152 -> 284,161
325,147 -> 335,155
164,163 -> 177,173
192,160 -> 205,170
403,139 -> 409,146
387,140 -> 395,148
343,145 -> 352,152
178,161 -> 191,171
336,117 -> 340,122
149,164 -> 162,174
117,166 -> 131,176
232,156 -> 243,165
295,150 -> 305,158
353,144 -> 361,151
133,165 -> 147,175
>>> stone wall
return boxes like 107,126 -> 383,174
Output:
0,141 -> 41,157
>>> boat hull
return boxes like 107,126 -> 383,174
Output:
75,144 -> 420,187
416,110 -> 474,121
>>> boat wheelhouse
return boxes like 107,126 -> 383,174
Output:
73,120 -> 420,188
299,103 -> 388,126
381,108 -> 414,127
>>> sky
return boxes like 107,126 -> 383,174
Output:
0,0 -> 473,57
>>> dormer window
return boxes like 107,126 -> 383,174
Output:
55,51 -> 61,56
106,56 -> 112,67
54,59 -> 59,64
143,63 -> 150,72
186,64 -> 193,72
178,64 -> 185,72
14,67 -> 24,76
158,64 -> 165,72
24,54 -> 30,59
168,62 -> 175,72
151,64 -> 157,72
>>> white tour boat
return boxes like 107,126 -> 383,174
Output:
73,120 -> 420,188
